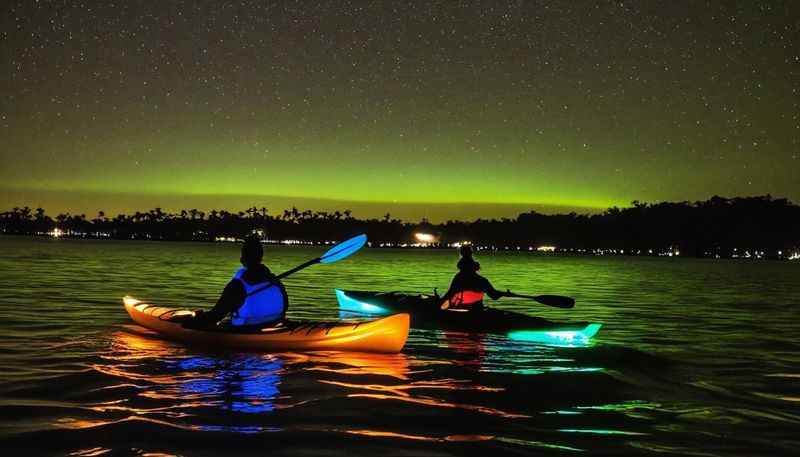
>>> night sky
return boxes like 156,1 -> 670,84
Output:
2,1 -> 798,221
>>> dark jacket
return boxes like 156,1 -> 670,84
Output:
441,270 -> 505,304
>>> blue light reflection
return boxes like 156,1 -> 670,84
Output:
173,355 -> 283,414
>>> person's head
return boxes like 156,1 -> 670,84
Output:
457,244 -> 480,272
457,258 -> 480,272
240,235 -> 264,268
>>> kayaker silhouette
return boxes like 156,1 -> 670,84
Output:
184,235 -> 288,328
437,245 -> 511,311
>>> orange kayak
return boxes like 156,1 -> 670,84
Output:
123,296 -> 410,353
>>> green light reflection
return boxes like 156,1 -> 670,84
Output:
559,429 -> 648,436
495,436 -> 584,452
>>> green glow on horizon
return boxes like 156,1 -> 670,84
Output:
1,137 -> 628,211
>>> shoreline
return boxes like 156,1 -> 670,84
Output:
2,233 -> 796,261
3,195 -> 799,260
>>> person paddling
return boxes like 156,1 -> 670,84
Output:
184,235 -> 287,328
438,245 -> 511,311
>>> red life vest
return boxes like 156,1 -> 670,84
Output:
441,290 -> 484,311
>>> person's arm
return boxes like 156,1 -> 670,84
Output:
480,276 -> 509,300
187,280 -> 245,326
271,276 -> 289,320
440,274 -> 462,303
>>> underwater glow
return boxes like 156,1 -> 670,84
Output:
335,289 -> 390,315
507,323 -> 602,345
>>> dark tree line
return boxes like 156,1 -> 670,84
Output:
1,195 -> 799,258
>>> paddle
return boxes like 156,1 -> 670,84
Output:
504,291 -> 575,309
246,234 -> 368,297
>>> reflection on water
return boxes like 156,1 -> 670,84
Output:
176,356 -> 283,414
1,238 -> 799,455
431,330 -> 605,376
342,429 -> 495,443
102,327 -> 535,421
75,323 -> 619,453
100,328 -> 416,420
87,324 -> 608,452
289,351 -> 412,380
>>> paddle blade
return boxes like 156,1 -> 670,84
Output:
534,294 -> 575,309
320,234 -> 368,264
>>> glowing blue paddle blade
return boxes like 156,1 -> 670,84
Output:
320,234 -> 367,264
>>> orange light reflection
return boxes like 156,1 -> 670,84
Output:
348,393 -> 531,419
343,429 -> 495,443
320,379 -> 503,398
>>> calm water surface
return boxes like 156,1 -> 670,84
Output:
1,236 -> 798,456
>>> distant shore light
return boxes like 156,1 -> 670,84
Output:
536,245 -> 556,252
414,233 -> 436,243
449,241 -> 470,248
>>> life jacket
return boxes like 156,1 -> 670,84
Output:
440,290 -> 484,311
230,267 -> 287,326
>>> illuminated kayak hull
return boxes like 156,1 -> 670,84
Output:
335,289 -> 601,344
123,296 -> 410,353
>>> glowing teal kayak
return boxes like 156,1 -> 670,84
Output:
336,289 -> 602,345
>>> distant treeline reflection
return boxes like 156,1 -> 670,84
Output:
2,195 -> 798,259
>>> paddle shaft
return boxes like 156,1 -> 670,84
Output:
506,292 -> 542,300
505,291 -> 575,309
240,233 -> 366,298
246,258 -> 320,297
276,258 -> 320,280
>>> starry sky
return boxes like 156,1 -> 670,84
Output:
1,1 -> 798,221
